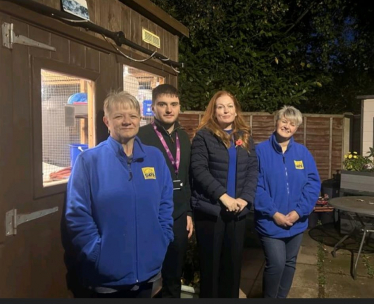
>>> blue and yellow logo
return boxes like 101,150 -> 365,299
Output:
294,160 -> 304,169
142,167 -> 156,179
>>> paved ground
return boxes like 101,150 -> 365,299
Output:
239,213 -> 374,298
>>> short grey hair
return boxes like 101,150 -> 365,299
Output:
103,90 -> 140,117
276,105 -> 303,126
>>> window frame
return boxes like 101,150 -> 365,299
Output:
31,57 -> 99,199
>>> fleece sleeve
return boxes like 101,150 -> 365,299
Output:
64,155 -> 101,267
294,150 -> 321,217
253,146 -> 279,217
190,131 -> 227,201
158,156 -> 174,244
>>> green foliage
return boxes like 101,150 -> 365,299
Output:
151,0 -> 374,114
367,147 -> 374,158
343,150 -> 374,171
362,254 -> 374,279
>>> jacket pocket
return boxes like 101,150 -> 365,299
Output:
136,222 -> 169,279
94,233 -> 136,283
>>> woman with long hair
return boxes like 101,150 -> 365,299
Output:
190,90 -> 258,298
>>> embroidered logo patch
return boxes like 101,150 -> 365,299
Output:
142,167 -> 156,179
294,160 -> 304,169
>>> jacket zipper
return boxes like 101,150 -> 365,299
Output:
127,157 -> 138,282
283,153 -> 290,212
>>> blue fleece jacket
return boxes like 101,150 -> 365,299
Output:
64,136 -> 174,288
254,132 -> 321,238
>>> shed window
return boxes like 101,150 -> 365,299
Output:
41,70 -> 94,187
123,65 -> 164,125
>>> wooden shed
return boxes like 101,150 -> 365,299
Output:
0,0 -> 188,297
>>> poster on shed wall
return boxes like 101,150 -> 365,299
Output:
61,0 -> 90,20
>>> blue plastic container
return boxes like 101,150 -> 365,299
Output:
69,143 -> 88,168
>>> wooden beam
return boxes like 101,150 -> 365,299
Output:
87,82 -> 95,148
120,0 -> 189,38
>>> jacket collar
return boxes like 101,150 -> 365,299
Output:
153,117 -> 182,135
270,131 -> 294,154
107,135 -> 146,161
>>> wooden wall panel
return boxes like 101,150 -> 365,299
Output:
0,12 -> 13,243
10,19 -> 33,208
86,0 -> 97,24
148,18 -> 157,49
102,1 -> 122,32
13,0 -> 182,66
250,115 -> 275,143
28,23 -> 52,59
86,46 -> 100,72
179,113 -> 200,140
140,15 -> 149,49
95,52 -> 122,144
51,33 -> 70,63
121,4 -> 132,40
34,0 -> 60,9
130,10 -> 141,46
155,24 -> 164,57
69,41 -> 86,68
293,122 -> 305,144
162,28 -> 170,60
169,33 -> 178,62
0,3 -> 180,297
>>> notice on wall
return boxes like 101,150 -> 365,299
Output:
61,0 -> 90,20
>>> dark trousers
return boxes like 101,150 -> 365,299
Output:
66,269 -> 154,298
194,209 -> 246,298
94,283 -> 153,298
161,212 -> 188,298
68,278 -> 153,298
259,232 -> 304,298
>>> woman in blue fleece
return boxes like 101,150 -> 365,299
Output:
254,106 -> 320,298
63,91 -> 174,298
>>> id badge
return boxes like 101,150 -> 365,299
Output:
173,180 -> 183,191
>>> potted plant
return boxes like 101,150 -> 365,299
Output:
340,147 -> 374,195
180,234 -> 200,298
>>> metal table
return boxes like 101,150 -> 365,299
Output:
329,196 -> 374,279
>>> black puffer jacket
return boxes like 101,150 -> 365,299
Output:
190,128 -> 259,218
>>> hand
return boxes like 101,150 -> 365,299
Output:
273,212 -> 293,228
236,198 -> 248,212
286,210 -> 300,224
186,215 -> 194,239
219,194 -> 240,212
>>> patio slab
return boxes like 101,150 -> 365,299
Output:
240,213 -> 374,298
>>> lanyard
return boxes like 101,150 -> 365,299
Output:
152,122 -> 180,175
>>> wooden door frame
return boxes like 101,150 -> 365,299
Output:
31,56 -> 99,199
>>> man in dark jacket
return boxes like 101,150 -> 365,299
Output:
138,84 -> 193,298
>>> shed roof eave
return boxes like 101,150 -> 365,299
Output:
120,0 -> 189,38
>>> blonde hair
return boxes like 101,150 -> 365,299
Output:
275,105 -> 303,126
196,91 -> 252,151
103,90 -> 140,117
